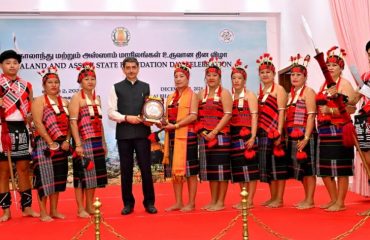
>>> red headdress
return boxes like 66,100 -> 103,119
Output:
76,62 -> 96,83
174,61 -> 192,79
38,66 -> 59,84
290,54 -> 310,76
326,46 -> 346,69
256,53 -> 275,73
231,59 -> 248,80
204,57 -> 222,77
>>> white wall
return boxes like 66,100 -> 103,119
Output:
0,0 -> 347,91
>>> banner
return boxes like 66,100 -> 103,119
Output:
0,18 -> 267,167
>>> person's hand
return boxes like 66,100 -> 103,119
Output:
319,105 -> 331,114
103,142 -> 108,158
204,131 -> 217,141
245,136 -> 256,150
127,115 -> 143,124
75,146 -> 84,156
163,123 -> 176,131
155,122 -> 163,129
143,121 -> 154,127
274,136 -> 281,146
297,137 -> 309,152
0,98 -> 3,107
61,141 -> 70,151
327,86 -> 338,97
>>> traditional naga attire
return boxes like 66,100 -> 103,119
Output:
354,72 -> 370,152
0,72 -> 33,211
163,87 -> 199,179
198,86 -> 231,181
316,80 -> 354,177
32,95 -> 69,198
258,82 -> 288,183
230,89 -> 259,183
315,48 -> 355,178
286,86 -> 317,180
73,90 -> 107,189
353,71 -> 370,192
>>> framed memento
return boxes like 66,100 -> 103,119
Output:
142,96 -> 164,123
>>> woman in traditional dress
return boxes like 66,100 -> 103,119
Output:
0,50 -> 39,221
32,66 -> 70,221
197,57 -> 232,211
162,62 -> 199,212
285,54 -> 317,209
315,46 -> 359,211
229,59 -> 259,209
257,53 -> 288,208
356,41 -> 370,216
69,62 -> 107,218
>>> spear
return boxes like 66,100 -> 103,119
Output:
0,88 -> 18,209
301,15 -> 370,178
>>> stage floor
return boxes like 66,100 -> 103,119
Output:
1,180 -> 370,240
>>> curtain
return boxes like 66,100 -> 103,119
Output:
329,0 -> 370,75
329,0 -> 370,196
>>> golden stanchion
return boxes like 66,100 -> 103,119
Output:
93,197 -> 102,240
240,187 -> 249,240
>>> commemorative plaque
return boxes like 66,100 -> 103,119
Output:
142,96 -> 164,123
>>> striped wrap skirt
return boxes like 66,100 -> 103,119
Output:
73,137 -> 108,189
286,127 -> 317,181
257,129 -> 288,183
230,126 -> 259,183
199,133 -> 231,181
317,124 -> 354,177
32,138 -> 68,198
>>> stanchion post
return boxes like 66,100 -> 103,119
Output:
240,187 -> 249,240
93,197 -> 102,240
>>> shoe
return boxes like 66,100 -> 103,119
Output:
145,205 -> 158,214
121,206 -> 134,215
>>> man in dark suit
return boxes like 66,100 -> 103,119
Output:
108,57 -> 157,215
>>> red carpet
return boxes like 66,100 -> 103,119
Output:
1,180 -> 370,240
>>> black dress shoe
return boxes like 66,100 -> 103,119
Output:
145,205 -> 158,214
121,206 -> 134,215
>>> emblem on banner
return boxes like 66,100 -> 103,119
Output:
219,29 -> 234,43
111,27 -> 131,47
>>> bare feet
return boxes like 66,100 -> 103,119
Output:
293,200 -> 305,207
180,204 -> 195,212
245,203 -> 254,209
261,199 -> 273,206
50,212 -> 65,219
0,209 -> 11,222
267,200 -> 283,208
233,202 -> 253,210
77,210 -> 90,218
86,208 -> 95,215
358,209 -> 370,216
22,207 -> 40,218
40,215 -> 54,222
165,204 -> 183,212
325,203 -> 345,212
320,201 -> 336,209
232,202 -> 241,209
207,203 -> 225,212
201,203 -> 215,210
296,202 -> 315,210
